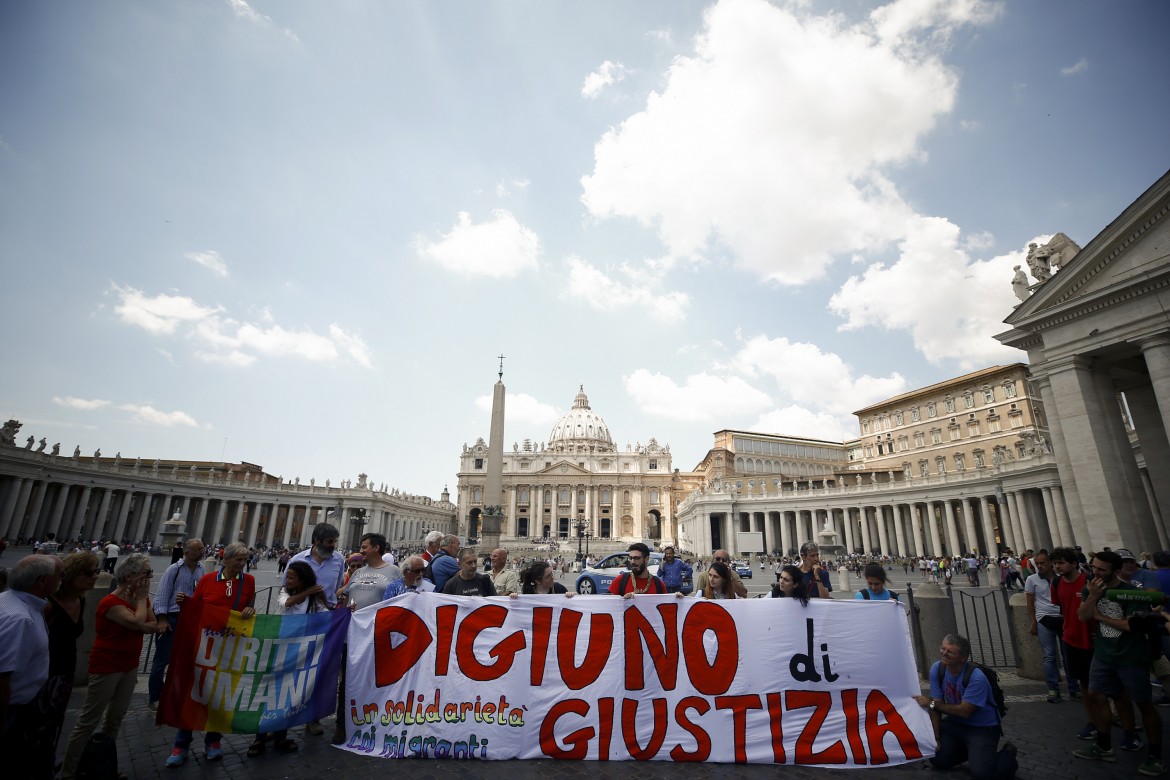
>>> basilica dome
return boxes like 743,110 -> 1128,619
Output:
548,386 -> 615,452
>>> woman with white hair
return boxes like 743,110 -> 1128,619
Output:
165,541 -> 256,767
60,553 -> 166,780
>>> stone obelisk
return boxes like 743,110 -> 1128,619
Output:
479,356 -> 506,551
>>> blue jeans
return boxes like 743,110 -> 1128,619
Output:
148,614 -> 179,704
931,718 -> 1016,780
1037,619 -> 1062,690
174,729 -> 223,749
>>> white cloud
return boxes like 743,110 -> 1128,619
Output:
495,178 -> 530,198
752,406 -> 857,442
562,256 -> 689,323
625,369 -> 772,422
415,210 -> 541,278
118,404 -> 198,427
475,393 -> 561,427
725,334 -> 908,416
111,285 -> 221,334
582,60 -> 629,98
53,396 -> 111,411
185,250 -> 229,277
1060,58 -> 1088,76
224,0 -> 299,43
156,348 -> 176,365
580,0 -> 999,286
111,284 -> 371,367
827,216 -> 1028,369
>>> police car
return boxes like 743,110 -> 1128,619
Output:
733,560 -> 753,579
575,551 -> 665,594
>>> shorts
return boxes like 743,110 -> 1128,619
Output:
1063,642 -> 1092,683
1152,654 -> 1170,680
1088,657 -> 1153,704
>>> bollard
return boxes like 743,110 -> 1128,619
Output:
910,581 -> 959,679
1009,591 -> 1044,680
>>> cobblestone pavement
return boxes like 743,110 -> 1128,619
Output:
47,555 -> 1154,778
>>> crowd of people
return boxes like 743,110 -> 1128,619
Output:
6,528 -> 1170,778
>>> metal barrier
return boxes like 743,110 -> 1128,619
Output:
951,584 -> 1018,669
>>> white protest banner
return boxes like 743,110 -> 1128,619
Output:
340,594 -> 935,765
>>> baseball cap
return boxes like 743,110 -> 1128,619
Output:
1115,548 -> 1137,561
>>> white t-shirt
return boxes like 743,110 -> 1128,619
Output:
106,543 -> 120,559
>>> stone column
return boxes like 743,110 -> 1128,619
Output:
207,500 -> 228,546
997,494 -> 1017,553
978,496 -> 998,557
130,493 -> 152,543
904,504 -> 924,557
1122,381 -> 1170,549
1041,488 -> 1062,548
192,498 -> 210,543
68,485 -> 93,541
1136,333 -> 1170,444
890,504 -> 907,558
939,500 -> 958,557
959,499 -> 978,557
508,486 -> 518,536
1050,486 -> 1076,550
48,483 -> 72,538
0,477 -> 24,538
858,507 -> 872,553
112,490 -> 134,542
21,481 -> 49,541
1010,490 -> 1034,551
876,506 -> 891,556
923,503 -> 941,558
263,504 -> 278,547
841,508 -> 855,555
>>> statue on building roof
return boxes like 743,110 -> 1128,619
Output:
1012,265 -> 1030,302
93,448 -> 101,459
0,420 -> 20,446
73,445 -> 81,459
25,435 -> 34,449
36,438 -> 46,453
51,443 -> 60,456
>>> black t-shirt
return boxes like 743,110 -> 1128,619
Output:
441,573 -> 497,597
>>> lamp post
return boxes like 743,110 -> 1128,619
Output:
585,529 -> 593,559
575,517 -> 586,561
350,508 -> 368,551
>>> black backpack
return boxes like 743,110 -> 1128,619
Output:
938,661 -> 1008,721
422,550 -> 447,584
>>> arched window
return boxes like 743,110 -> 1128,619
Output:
472,488 -> 482,502
601,489 -> 611,503
519,487 -> 529,503
559,488 -> 570,503
650,489 -> 659,504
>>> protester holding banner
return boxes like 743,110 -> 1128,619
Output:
383,556 -> 435,598
771,564 -> 811,605
248,561 -> 327,757
798,541 -> 833,598
149,538 -> 206,712
694,561 -> 740,599
60,553 -> 166,780
608,543 -> 667,597
516,561 -> 571,596
41,552 -> 98,772
165,542 -> 255,768
442,548 -> 498,597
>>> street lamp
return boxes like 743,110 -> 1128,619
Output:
350,508 -> 368,550
575,517 -> 586,561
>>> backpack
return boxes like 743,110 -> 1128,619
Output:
615,571 -> 666,595
422,551 -> 446,584
860,589 -> 899,601
938,661 -> 1008,722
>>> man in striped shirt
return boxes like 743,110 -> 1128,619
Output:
148,538 -> 205,711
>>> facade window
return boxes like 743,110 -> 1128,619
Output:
1010,414 -> 1025,429
919,460 -> 929,477
989,417 -> 1001,432
914,432 -> 926,448
968,420 -> 981,436
963,393 -> 974,409
559,488 -> 570,504
895,411 -> 904,425
944,397 -> 956,413
954,453 -> 966,471
865,445 -> 874,458
949,424 -> 961,441
882,417 -> 891,431
903,462 -> 912,478
624,490 -> 631,503
897,435 -> 909,451
519,488 -> 530,503
544,492 -> 551,505
1004,382 -> 1017,398
1016,443 -> 1027,458
472,487 -> 482,502
862,421 -> 871,434
927,403 -> 937,418
650,489 -> 659,504
935,457 -> 946,475
601,489 -> 611,503
911,407 -> 920,422
624,463 -> 631,471
973,450 -> 985,468
648,459 -> 658,470
578,489 -> 585,504
983,387 -> 995,403
931,429 -> 942,444
474,458 -> 484,469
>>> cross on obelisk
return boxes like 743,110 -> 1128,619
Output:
497,353 -> 505,380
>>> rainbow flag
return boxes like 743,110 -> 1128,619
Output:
158,604 -> 349,733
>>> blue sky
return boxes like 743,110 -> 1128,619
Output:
2,0 -> 1168,497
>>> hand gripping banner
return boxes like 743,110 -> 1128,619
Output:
340,594 -> 935,765
158,604 -> 350,733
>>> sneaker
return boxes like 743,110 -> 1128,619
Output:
1156,695 -> 1170,707
206,742 -> 224,761
1077,723 -> 1099,740
1073,744 -> 1116,762
331,728 -> 347,745
1047,689 -> 1062,703
165,748 -> 188,768
1122,732 -> 1143,752
1139,757 -> 1167,776
306,720 -> 324,736
147,700 -> 158,712
1069,690 -> 1083,701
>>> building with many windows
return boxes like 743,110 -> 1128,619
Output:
456,386 -> 675,546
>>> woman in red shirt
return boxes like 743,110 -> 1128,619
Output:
165,542 -> 256,767
59,553 -> 166,780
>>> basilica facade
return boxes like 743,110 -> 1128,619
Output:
456,386 -> 675,545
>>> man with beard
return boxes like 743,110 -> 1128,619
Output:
608,543 -> 666,597
383,556 -> 435,598
285,523 -> 345,737
441,549 -> 497,597
658,545 -> 693,594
